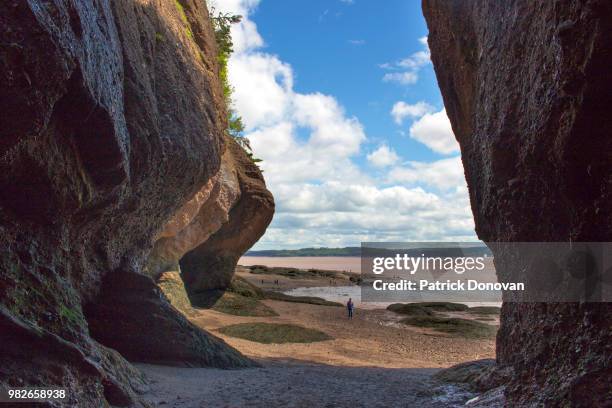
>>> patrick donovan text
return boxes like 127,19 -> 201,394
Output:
372,279 -> 525,291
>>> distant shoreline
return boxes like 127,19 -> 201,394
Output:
239,256 -> 363,274
246,245 -> 491,258
246,247 -> 362,257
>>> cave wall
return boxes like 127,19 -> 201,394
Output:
423,0 -> 612,406
0,0 -> 268,406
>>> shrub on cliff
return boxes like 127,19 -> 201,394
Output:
210,7 -> 262,164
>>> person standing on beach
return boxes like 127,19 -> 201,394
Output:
347,298 -> 354,319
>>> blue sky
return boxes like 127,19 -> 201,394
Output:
255,0 -> 444,165
214,0 -> 476,249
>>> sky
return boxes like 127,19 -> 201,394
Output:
212,0 -> 477,249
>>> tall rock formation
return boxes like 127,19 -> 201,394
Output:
180,139 -> 275,295
145,144 -> 241,278
0,0 -> 272,405
146,137 -> 274,297
423,0 -> 612,406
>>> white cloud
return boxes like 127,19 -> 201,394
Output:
348,39 -> 365,46
367,145 -> 399,168
229,53 -> 293,129
247,94 -> 366,186
380,36 -> 430,86
260,180 -> 475,247
391,101 -> 435,124
382,72 -> 418,85
260,179 -> 475,247
398,51 -> 429,69
409,109 -> 459,154
318,9 -> 329,23
340,0 -> 354,4
388,156 -> 466,191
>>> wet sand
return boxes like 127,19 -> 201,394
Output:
194,300 -> 495,368
139,300 -> 492,407
234,265 -> 356,292
139,264 -> 497,407
239,256 -> 362,273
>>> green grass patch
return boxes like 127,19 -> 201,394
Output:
467,306 -> 501,315
263,290 -> 342,307
400,316 -> 497,339
227,276 -> 264,299
415,302 -> 469,312
218,323 -> 332,344
157,271 -> 195,316
59,304 -> 84,326
212,293 -> 278,317
248,265 -> 339,279
174,0 -> 193,39
387,303 -> 435,316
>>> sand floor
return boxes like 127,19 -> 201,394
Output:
138,290 -> 495,407
193,300 -> 496,368
138,362 -> 474,408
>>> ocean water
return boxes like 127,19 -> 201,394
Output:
283,285 -> 502,309
239,256 -> 362,273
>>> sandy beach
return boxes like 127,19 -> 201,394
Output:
138,363 -> 473,408
139,263 -> 497,407
193,299 -> 496,368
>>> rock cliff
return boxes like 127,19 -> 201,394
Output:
423,0 -> 612,406
0,0 -> 272,406
146,136 -> 274,298
145,144 -> 240,278
180,139 -> 275,296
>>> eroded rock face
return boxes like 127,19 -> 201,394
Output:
146,143 -> 241,277
423,0 -> 612,406
0,0 -> 257,405
180,138 -> 275,295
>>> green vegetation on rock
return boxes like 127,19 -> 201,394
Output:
247,265 -> 339,279
387,303 -> 435,316
227,276 -> 265,299
175,0 -> 194,39
467,306 -> 501,315
414,302 -> 469,312
263,291 -> 343,307
400,316 -> 497,339
218,322 -> 333,344
212,292 -> 278,317
209,7 -> 261,163
157,271 -> 196,316
59,304 -> 84,326
387,302 -> 469,314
